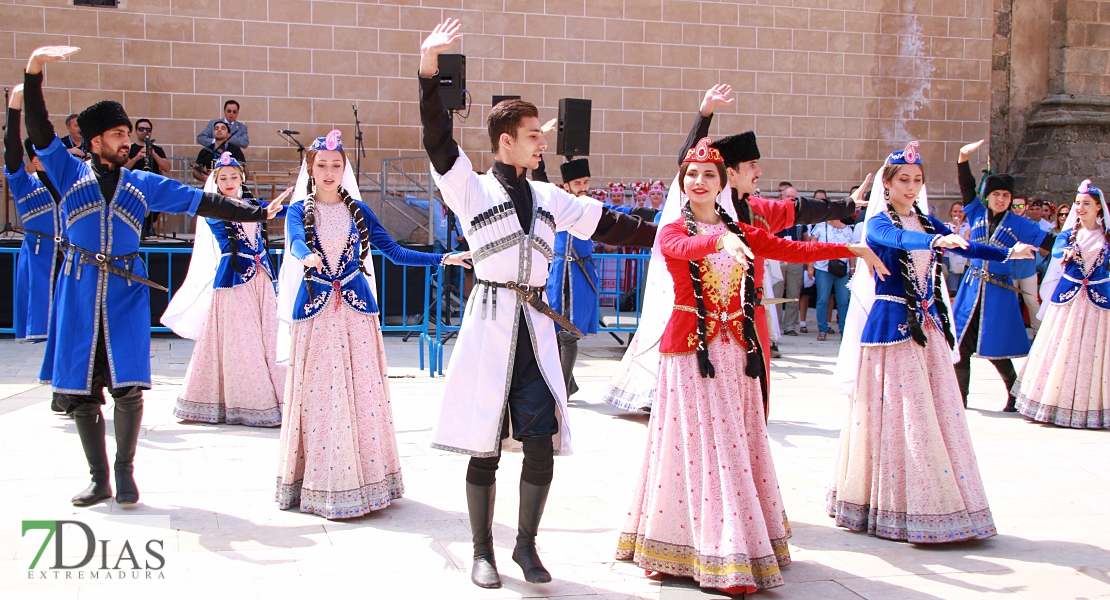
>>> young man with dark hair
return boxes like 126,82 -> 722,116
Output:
22,45 -> 282,509
193,120 -> 247,182
953,140 -> 1056,411
125,118 -> 170,175
196,99 -> 249,148
417,20 -> 656,590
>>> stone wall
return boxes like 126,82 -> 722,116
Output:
1007,0 -> 1110,200
1,0 -> 993,198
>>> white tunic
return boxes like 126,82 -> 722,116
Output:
431,150 -> 603,457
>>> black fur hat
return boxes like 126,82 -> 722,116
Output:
982,173 -> 1015,198
559,158 -> 590,183
77,100 -> 132,141
711,131 -> 760,166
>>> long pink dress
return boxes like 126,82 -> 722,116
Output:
828,217 -> 996,543
174,222 -> 286,427
276,201 -> 404,519
617,223 -> 791,593
1015,228 -> 1110,428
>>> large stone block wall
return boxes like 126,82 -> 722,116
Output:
0,0 -> 993,195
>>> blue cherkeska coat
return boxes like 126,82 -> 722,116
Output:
951,200 -> 1049,359
35,137 -> 207,394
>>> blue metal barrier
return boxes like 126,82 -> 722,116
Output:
430,252 -> 649,376
1,245 -> 439,376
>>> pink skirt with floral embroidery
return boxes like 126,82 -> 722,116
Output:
1015,294 -> 1110,428
276,300 -> 403,520
828,322 -> 996,543
174,273 -> 286,427
616,334 -> 791,593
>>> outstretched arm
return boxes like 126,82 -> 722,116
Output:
418,19 -> 464,177
362,202 -> 445,267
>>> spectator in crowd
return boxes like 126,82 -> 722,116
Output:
1054,203 -> 1070,234
61,113 -> 85,157
808,219 -> 855,340
944,203 -> 970,294
196,100 -> 249,148
1011,196 -> 1028,217
776,186 -> 805,335
193,120 -> 247,182
126,118 -> 173,239
647,181 -> 665,210
403,192 -> 451,253
1027,197 -> 1054,232
1009,196 -> 1046,334
125,118 -> 170,175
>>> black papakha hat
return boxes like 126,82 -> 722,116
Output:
560,158 -> 590,183
77,100 -> 132,141
982,173 -> 1015,198
711,131 -> 760,166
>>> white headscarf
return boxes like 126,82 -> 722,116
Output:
1037,179 -> 1110,320
831,157 -> 958,396
274,152 -> 372,364
160,168 -> 239,339
604,168 -> 737,408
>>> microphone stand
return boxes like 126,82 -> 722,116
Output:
277,130 -> 306,162
353,104 -> 365,186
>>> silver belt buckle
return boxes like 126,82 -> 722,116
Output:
94,253 -> 106,263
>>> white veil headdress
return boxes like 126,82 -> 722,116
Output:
160,167 -> 239,339
1037,179 -> 1109,320
275,132 -> 374,364
603,161 -> 738,410
831,142 -> 958,396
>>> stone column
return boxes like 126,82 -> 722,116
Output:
1007,0 -> 1110,200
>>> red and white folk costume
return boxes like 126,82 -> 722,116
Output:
617,139 -> 859,594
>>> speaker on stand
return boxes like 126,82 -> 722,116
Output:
557,98 -> 592,158
437,54 -> 467,112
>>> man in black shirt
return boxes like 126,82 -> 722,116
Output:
61,113 -> 86,157
192,120 -> 246,182
125,118 -> 170,175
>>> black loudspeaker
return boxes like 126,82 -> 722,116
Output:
438,54 -> 466,111
493,95 -> 520,107
557,98 -> 591,157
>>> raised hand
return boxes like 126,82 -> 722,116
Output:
7,84 -> 22,110
419,19 -> 463,77
26,46 -> 80,75
700,84 -> 734,117
958,139 -> 985,163
850,173 -> 873,204
848,243 -> 891,281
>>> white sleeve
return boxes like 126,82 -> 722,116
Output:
430,148 -> 481,222
545,183 -> 603,240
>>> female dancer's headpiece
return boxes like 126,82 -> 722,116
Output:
1039,179 -> 1110,317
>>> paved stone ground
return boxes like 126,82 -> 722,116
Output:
1,327 -> 1109,600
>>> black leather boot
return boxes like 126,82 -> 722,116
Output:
557,330 -> 579,397
71,407 -> 112,506
466,482 -> 502,588
112,389 -> 143,504
512,480 -> 552,584
955,366 -> 971,408
50,393 -> 64,413
993,359 -> 1019,412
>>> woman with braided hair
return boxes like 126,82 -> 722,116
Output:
616,138 -> 888,594
162,152 -> 291,427
274,131 -> 469,520
1014,180 -> 1110,428
828,142 -> 1036,543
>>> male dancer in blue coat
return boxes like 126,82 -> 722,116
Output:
23,46 -> 283,506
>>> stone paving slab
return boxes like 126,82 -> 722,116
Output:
0,327 -> 1108,599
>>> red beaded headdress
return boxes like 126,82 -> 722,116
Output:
683,137 -> 723,163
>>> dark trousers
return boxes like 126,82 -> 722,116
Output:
955,306 -> 1018,402
467,311 -> 557,487
56,329 -> 144,416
